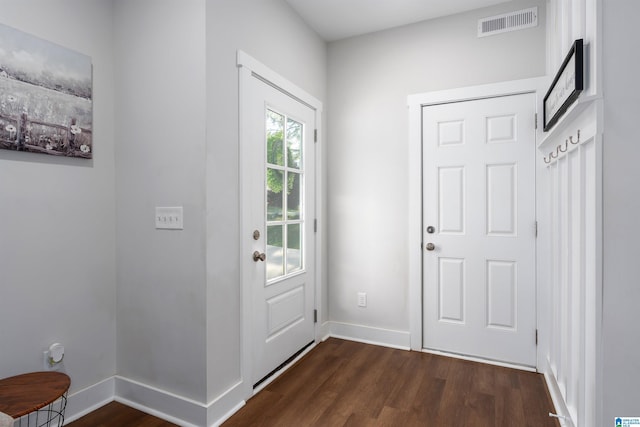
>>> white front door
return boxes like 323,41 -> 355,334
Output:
242,71 -> 316,387
422,93 -> 537,367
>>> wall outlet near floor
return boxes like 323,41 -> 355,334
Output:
357,292 -> 367,307
43,343 -> 65,371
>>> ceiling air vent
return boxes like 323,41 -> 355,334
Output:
478,7 -> 538,37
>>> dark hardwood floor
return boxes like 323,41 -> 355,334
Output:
68,338 -> 560,426
224,338 -> 559,426
66,401 -> 178,427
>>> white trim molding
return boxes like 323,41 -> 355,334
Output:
115,376 -> 207,427
237,51 -> 323,112
407,77 -> 548,356
237,50 -> 324,401
206,381 -> 245,427
541,358 -> 574,427
63,375 -> 248,427
328,321 -> 411,350
63,377 -> 115,424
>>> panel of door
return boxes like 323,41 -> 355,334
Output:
422,93 -> 536,367
243,73 -> 316,386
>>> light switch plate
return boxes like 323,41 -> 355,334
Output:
357,292 -> 367,307
155,206 -> 184,230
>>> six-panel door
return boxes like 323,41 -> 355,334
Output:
422,93 -> 537,367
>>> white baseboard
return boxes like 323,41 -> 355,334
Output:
318,321 -> 331,342
328,321 -> 411,350
63,376 -> 115,424
59,374 -> 248,427
115,376 -> 207,427
60,325 -> 409,427
209,400 -> 245,427
114,376 -> 249,427
540,358 -> 574,427
206,381 -> 245,427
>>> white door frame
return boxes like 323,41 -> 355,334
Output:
238,51 -> 323,399
407,77 -> 548,367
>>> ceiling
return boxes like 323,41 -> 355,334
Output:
285,0 -> 512,41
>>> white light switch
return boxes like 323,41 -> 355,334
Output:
155,206 -> 184,230
357,292 -> 367,307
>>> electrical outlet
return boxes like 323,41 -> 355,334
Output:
43,343 -> 65,371
357,292 -> 367,307
155,206 -> 184,230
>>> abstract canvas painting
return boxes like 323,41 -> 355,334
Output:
0,23 -> 92,159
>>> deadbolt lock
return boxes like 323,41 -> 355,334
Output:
426,226 -> 435,234
253,230 -> 261,240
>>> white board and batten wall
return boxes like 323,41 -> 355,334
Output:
407,0 -> 610,424
537,0 -> 604,425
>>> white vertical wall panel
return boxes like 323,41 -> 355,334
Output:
542,132 -> 598,427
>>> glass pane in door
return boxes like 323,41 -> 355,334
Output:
267,110 -> 284,167
287,118 -> 302,169
287,172 -> 301,220
267,168 -> 284,221
287,224 -> 302,273
266,224 -> 284,280
265,108 -> 305,282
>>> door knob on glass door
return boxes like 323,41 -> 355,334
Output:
425,243 -> 435,251
253,251 -> 266,262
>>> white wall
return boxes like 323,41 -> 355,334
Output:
205,0 -> 327,402
0,0 -> 116,394
326,0 -> 546,334
601,0 -> 640,421
113,0 -> 208,402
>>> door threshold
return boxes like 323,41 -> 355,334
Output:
422,348 -> 536,372
253,341 -> 316,394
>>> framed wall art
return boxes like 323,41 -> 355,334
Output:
0,23 -> 93,159
543,39 -> 584,132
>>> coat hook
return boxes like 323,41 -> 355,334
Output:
550,150 -> 558,159
569,129 -> 581,145
544,155 -> 551,164
558,141 -> 568,152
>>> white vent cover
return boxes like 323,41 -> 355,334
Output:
478,7 -> 538,37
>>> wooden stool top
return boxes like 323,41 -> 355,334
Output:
0,372 -> 70,418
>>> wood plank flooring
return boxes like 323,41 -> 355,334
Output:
66,401 -> 178,427
67,338 -> 559,426
223,338 -> 559,427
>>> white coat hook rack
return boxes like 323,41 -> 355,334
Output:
543,129 -> 581,165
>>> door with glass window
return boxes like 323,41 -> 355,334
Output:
242,72 -> 316,387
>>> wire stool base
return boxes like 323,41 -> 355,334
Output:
13,393 -> 67,427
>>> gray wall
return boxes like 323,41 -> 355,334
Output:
0,0 -> 116,394
205,0 -> 327,401
602,0 -> 640,421
114,0 -> 208,401
326,0 -> 546,332
0,0 -> 327,409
